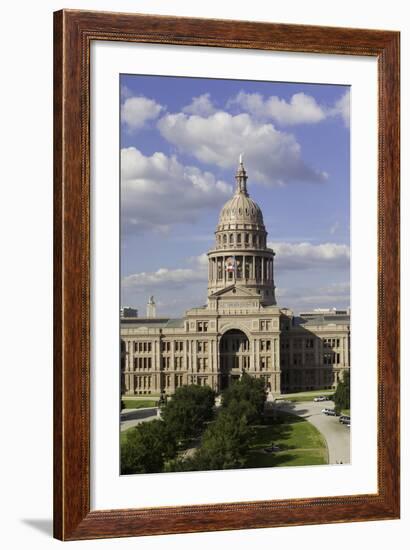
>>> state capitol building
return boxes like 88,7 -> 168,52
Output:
121,158 -> 350,396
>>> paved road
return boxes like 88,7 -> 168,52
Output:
120,407 -> 158,432
277,400 -> 350,464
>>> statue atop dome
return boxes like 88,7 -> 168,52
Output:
235,153 -> 248,196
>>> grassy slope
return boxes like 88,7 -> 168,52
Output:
245,412 -> 328,468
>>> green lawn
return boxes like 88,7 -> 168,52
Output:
121,399 -> 157,410
341,409 -> 350,416
245,412 -> 328,468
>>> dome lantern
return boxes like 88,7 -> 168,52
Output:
235,153 -> 248,196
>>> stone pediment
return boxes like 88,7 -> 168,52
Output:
210,284 -> 256,299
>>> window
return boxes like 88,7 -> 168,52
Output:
323,338 -> 341,349
281,339 -> 290,350
306,352 -> 314,364
305,338 -> 314,348
175,341 -> 184,352
197,341 -> 208,353
237,234 -> 242,244
260,320 -> 271,331
229,234 -> 234,244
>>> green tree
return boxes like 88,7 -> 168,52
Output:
161,384 -> 215,441
334,370 -> 350,413
192,402 -> 251,471
121,419 -> 176,474
222,372 -> 266,423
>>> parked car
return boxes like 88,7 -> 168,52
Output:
313,396 -> 327,402
339,415 -> 351,425
322,408 -> 337,416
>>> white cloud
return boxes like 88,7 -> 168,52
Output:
122,266 -> 207,292
121,147 -> 232,234
228,91 -> 326,125
183,93 -> 217,116
329,91 -> 350,127
269,241 -> 350,271
120,85 -> 132,100
276,282 -> 350,311
122,253 -> 209,295
228,90 -> 350,128
121,96 -> 164,131
157,111 -> 327,185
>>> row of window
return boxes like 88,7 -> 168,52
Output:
134,357 -> 152,370
281,351 -> 341,367
134,338 -> 274,357
281,337 -> 342,351
131,335 -> 342,356
134,341 -> 152,353
217,232 -> 266,248
324,352 -> 341,365
323,338 -> 341,348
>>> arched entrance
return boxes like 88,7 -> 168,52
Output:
219,329 -> 250,390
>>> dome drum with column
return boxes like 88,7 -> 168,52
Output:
207,157 -> 277,305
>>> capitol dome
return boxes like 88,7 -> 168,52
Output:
219,193 -> 264,226
217,156 -> 265,229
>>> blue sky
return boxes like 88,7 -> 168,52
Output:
120,74 -> 350,316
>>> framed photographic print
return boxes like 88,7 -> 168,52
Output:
54,9 -> 400,541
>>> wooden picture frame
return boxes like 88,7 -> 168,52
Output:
53,9 -> 400,541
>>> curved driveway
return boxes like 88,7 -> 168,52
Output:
277,400 -> 350,464
120,407 -> 158,432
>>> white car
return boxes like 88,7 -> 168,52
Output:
314,396 -> 327,402
321,408 -> 337,416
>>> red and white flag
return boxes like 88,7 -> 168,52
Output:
225,256 -> 236,273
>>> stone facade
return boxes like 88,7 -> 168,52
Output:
121,159 -> 350,396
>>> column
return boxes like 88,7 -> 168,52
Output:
129,340 -> 134,372
252,256 -> 256,281
129,372 -> 135,395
